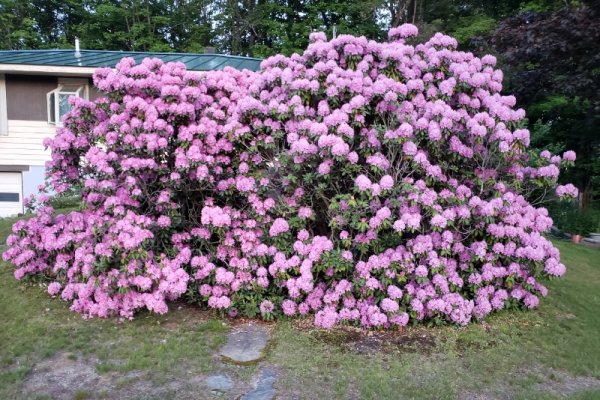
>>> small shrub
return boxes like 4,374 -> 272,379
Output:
549,202 -> 598,236
48,194 -> 82,210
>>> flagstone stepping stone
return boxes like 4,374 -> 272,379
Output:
205,373 -> 233,394
241,368 -> 277,400
220,324 -> 270,364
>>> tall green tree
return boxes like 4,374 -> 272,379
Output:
0,1 -> 40,49
72,0 -> 172,51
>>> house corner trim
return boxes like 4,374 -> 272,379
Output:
0,73 -> 7,135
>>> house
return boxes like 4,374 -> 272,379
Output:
0,46 -> 261,217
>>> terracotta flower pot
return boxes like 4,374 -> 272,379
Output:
571,234 -> 582,244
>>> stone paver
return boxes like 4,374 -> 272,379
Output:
219,324 -> 270,364
241,368 -> 277,400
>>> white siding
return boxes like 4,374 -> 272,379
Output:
0,172 -> 23,217
0,120 -> 56,166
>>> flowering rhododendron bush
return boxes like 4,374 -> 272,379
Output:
2,25 -> 579,328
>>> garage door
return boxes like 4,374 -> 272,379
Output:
0,172 -> 23,217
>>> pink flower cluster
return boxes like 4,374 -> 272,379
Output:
2,25 -> 576,329
556,184 -> 578,198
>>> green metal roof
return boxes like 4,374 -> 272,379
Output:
0,49 -> 262,72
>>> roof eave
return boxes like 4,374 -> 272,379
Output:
0,64 -> 97,76
0,64 -> 209,76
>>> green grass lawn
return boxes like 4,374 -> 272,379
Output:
1,215 -> 599,399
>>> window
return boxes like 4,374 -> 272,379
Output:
0,193 -> 19,202
47,82 -> 88,126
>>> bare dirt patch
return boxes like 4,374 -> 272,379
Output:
148,302 -> 217,329
21,352 -> 110,400
20,352 -> 253,400
459,367 -> 600,400
535,369 -> 600,397
158,302 -> 277,332
305,325 -> 437,355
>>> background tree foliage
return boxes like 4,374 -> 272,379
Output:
0,0 -> 533,54
0,0 -> 598,208
483,0 -> 600,207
